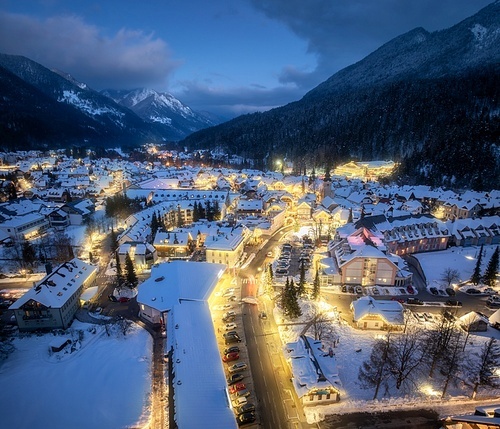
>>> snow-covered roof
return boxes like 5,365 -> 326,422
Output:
137,261 -> 226,312
10,259 -> 97,310
351,296 -> 404,325
168,301 -> 237,429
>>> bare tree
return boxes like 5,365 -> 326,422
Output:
358,332 -> 392,400
466,337 -> 500,399
306,306 -> 336,343
387,325 -> 427,392
424,310 -> 457,378
440,329 -> 465,399
440,267 -> 461,289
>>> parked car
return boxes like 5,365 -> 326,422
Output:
341,285 -> 347,293
225,322 -> 238,331
423,313 -> 435,322
407,297 -> 424,305
233,397 -> 248,408
237,411 -> 256,425
118,297 -> 130,303
224,346 -> 240,355
445,288 -> 456,296
413,312 -> 426,323
259,311 -> 267,319
224,330 -> 240,338
229,383 -> 246,394
430,287 -> 439,295
406,285 -> 415,294
227,374 -> 245,385
222,315 -> 236,323
275,268 -> 288,276
445,299 -> 463,307
228,362 -> 248,373
223,352 -> 240,362
236,403 -> 256,415
372,287 -> 380,295
225,336 -> 242,345
232,388 -> 251,399
108,294 -> 118,302
355,286 -> 363,295
466,288 -> 481,295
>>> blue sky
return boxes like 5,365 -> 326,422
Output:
0,0 -> 492,117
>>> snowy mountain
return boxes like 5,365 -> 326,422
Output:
101,88 -> 219,139
182,0 -> 500,190
0,55 -> 219,149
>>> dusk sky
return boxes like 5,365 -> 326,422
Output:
0,0 -> 493,117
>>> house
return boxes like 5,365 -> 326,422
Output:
459,311 -> 489,332
350,296 -> 405,330
0,212 -> 50,240
117,242 -> 158,271
153,230 -> 194,258
9,258 -> 98,331
285,335 -> 342,406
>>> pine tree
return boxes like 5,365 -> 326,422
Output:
22,240 -> 37,268
288,279 -> 302,319
213,200 -> 221,221
264,263 -> 274,295
151,211 -> 159,240
280,277 -> 290,314
470,244 -> 484,285
115,252 -> 124,285
347,208 -> 353,224
109,228 -> 118,253
483,246 -> 499,288
311,269 -> 320,301
125,252 -> 138,288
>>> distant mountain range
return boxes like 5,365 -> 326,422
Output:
0,55 -> 220,148
182,0 -> 500,190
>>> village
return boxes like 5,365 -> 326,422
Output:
0,147 -> 499,429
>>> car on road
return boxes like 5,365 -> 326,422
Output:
223,352 -> 240,362
445,288 -> 456,296
237,412 -> 256,425
406,297 -> 424,305
227,373 -> 245,385
224,346 -> 240,354
228,362 -> 248,373
266,251 -> 274,257
445,299 -> 463,307
229,383 -> 246,394
236,403 -> 256,415
225,322 -> 238,330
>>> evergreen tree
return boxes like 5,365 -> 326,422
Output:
213,200 -> 221,221
150,211 -> 159,240
205,200 -> 212,221
115,251 -> 124,285
470,244 -> 484,285
312,269 -> 320,301
288,279 -> 302,319
483,246 -> 499,287
109,228 -> 118,253
264,263 -> 274,295
125,252 -> 138,287
193,202 -> 200,222
280,277 -> 290,313
177,205 -> 183,227
347,208 -> 353,224
21,240 -> 37,268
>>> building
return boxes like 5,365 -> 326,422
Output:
204,225 -> 249,268
136,261 -> 236,428
0,212 -> 49,240
350,296 -> 405,330
285,335 -> 342,405
117,242 -> 158,271
153,230 -> 194,258
9,258 -> 98,331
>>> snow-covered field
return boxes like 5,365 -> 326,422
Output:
0,321 -> 152,429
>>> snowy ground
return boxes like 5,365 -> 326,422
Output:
273,298 -> 500,424
0,321 -> 152,429
414,244 -> 499,288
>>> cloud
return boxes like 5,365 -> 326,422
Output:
250,0 -> 493,88
0,11 -> 180,89
175,79 -> 305,118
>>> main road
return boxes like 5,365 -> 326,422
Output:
240,228 -> 316,429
